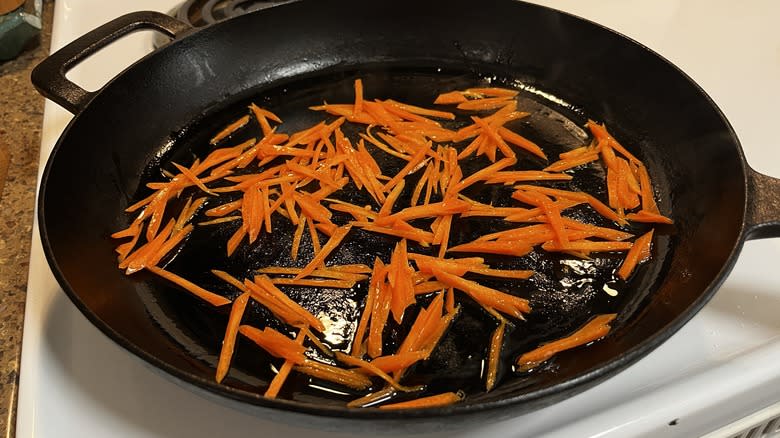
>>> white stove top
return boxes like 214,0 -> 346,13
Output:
17,1 -> 780,437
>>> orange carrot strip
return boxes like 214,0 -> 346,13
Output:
295,359 -> 372,390
351,221 -> 434,245
378,179 -> 406,217
410,163 -> 433,207
147,266 -> 231,306
543,152 -> 600,172
360,128 -> 412,161
484,170 -> 572,184
538,196 -> 569,247
559,144 -> 598,160
256,266 -> 367,281
414,281 -> 447,295
433,270 -> 530,318
382,140 -> 433,192
466,87 -> 519,97
243,186 -> 263,243
626,210 -> 674,224
265,326 -> 307,398
326,264 -> 372,274
294,224 -> 352,280
486,320 -> 506,391
368,263 -> 390,358
216,292 -> 250,383
457,96 -> 514,111
148,224 -> 194,267
384,99 -> 456,120
364,351 -> 428,374
448,240 -> 533,257
497,127 -> 547,160
586,121 -> 642,165
250,104 -> 274,137
616,158 -> 640,209
253,275 -> 325,331
210,114 -> 250,144
353,78 -> 364,115
616,230 -> 654,280
351,258 -> 383,356
445,287 -> 455,314
249,103 -> 282,123
516,314 -> 617,371
373,198 -> 470,227
637,164 -> 661,214
310,104 -> 375,124
607,166 -> 620,209
239,325 -> 307,363
334,352 -> 424,392
226,224 -> 246,257
378,391 -> 463,410
122,220 -> 175,273
434,91 -> 468,105
388,240 -> 416,323
454,157 -> 517,192
541,240 -> 633,252
243,279 -> 308,326
468,267 -> 534,279
205,199 -> 242,217
268,278 -> 356,288
436,215 -> 453,258
211,269 -> 249,292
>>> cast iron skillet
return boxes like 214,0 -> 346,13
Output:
31,0 -> 780,424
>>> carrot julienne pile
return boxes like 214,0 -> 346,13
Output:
111,79 -> 672,409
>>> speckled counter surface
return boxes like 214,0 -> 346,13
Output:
0,2 -> 52,437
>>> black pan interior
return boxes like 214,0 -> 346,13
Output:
39,0 -> 746,418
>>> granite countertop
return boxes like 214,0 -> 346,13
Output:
0,1 -> 52,436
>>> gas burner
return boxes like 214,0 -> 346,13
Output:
153,0 -> 295,47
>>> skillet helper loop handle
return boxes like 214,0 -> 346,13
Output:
745,166 -> 780,239
31,11 -> 192,115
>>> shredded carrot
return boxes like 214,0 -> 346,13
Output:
268,278 -> 356,288
616,230 -> 654,280
334,352 -> 424,392
294,224 -> 352,280
448,240 -> 533,257
216,292 -> 250,383
542,240 -> 633,253
353,78 -> 364,115
114,80 -> 672,406
368,262 -> 391,358
147,266 -> 231,306
384,99 -> 455,120
433,270 -> 530,318
457,96 -> 515,111
351,221 -> 434,245
148,223 -> 193,267
239,325 -> 307,363
210,114 -> 250,144
434,91 -> 468,105
295,359 -> 372,390
253,275 -> 324,331
516,314 -> 617,371
486,320 -> 506,391
543,151 -> 600,172
637,164 -> 661,214
378,391 -> 463,409
265,326 -> 307,398
626,210 -> 674,224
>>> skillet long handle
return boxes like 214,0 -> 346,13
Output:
745,167 -> 780,240
31,11 -> 192,115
